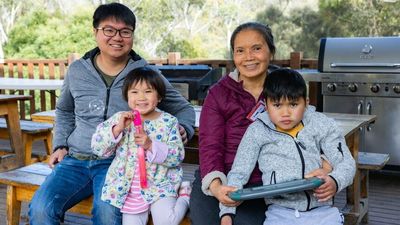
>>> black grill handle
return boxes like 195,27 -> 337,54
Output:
330,63 -> 400,68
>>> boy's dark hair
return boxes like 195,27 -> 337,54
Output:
263,68 -> 307,102
122,67 -> 166,102
93,3 -> 136,31
230,22 -> 276,58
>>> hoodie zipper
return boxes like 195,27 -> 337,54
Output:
92,54 -> 121,121
293,137 -> 306,177
97,73 -> 111,121
270,128 -> 312,211
103,86 -> 111,121
97,75 -> 114,121
293,136 -> 312,211
97,71 -> 117,121
289,135 -> 311,211
268,128 -> 306,177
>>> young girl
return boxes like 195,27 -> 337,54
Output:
91,66 -> 191,225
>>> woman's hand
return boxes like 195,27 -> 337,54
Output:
304,167 -> 328,179
321,155 -> 333,173
209,179 -> 241,207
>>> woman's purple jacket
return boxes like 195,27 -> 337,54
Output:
199,73 -> 263,186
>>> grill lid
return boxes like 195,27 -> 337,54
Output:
318,37 -> 400,73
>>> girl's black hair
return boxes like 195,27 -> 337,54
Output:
263,68 -> 307,102
93,2 -> 136,31
230,22 -> 276,58
122,67 -> 166,101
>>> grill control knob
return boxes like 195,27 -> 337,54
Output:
327,83 -> 336,92
370,84 -> 380,93
393,85 -> 400,94
348,83 -> 358,92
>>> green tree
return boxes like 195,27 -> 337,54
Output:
256,6 -> 300,59
4,8 -> 95,59
156,34 -> 206,58
256,0 -> 400,58
290,7 -> 324,58
319,0 -> 400,37
3,0 -> 272,59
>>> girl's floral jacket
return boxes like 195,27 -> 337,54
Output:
91,111 -> 184,208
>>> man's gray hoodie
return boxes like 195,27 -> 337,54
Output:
53,47 -> 195,156
220,105 -> 356,216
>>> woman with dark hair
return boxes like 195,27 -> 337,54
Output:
190,22 -> 276,225
190,22 -> 330,225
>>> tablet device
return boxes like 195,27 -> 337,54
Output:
229,177 -> 324,201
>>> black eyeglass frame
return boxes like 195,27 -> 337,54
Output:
96,27 -> 134,38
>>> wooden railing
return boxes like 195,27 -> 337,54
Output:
150,52 -> 317,73
0,52 -> 318,120
0,54 -> 79,119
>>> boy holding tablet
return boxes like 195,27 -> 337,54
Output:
220,68 -> 355,225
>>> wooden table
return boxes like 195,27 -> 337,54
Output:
0,95 -> 31,171
28,107 -> 377,225
324,113 -> 376,225
0,78 -> 63,90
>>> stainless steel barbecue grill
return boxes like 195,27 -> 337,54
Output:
302,36 -> 400,168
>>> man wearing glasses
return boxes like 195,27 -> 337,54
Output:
29,3 -> 195,225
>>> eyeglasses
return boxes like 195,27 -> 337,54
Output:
96,27 -> 133,38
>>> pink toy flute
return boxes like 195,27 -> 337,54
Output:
132,110 -> 147,188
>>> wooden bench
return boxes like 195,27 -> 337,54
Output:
0,162 -> 198,225
31,110 -> 56,124
341,151 -> 390,225
355,152 -> 389,224
0,118 -> 53,165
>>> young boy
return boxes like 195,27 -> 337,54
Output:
220,68 -> 355,225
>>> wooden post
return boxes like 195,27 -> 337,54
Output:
288,51 -> 322,111
6,185 -> 21,225
290,52 -> 303,69
68,53 -> 80,65
167,52 -> 181,65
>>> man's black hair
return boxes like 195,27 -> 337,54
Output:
93,3 -> 136,31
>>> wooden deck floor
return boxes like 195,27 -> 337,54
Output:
1,140 -> 400,225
